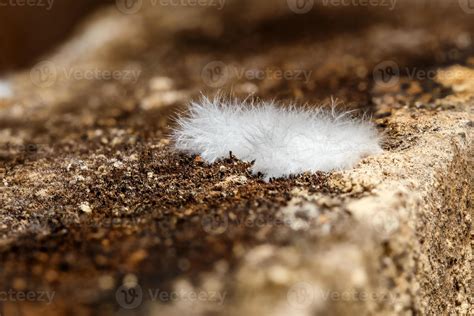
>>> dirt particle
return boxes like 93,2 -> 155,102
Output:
79,202 -> 93,214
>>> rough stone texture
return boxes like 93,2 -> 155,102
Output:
0,1 -> 472,315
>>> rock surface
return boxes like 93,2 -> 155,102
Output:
0,1 -> 472,315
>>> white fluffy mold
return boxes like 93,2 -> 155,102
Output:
172,96 -> 382,180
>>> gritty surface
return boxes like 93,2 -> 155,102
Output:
0,1 -> 472,315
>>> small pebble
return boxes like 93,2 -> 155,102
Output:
79,202 -> 92,214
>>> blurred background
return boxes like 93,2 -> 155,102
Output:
0,0 -> 112,72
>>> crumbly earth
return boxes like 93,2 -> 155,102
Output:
0,1 -> 472,315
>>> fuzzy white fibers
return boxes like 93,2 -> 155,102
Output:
173,96 -> 382,180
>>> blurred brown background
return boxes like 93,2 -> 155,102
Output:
0,0 -> 113,73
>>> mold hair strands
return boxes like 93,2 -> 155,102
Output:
173,96 -> 382,180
